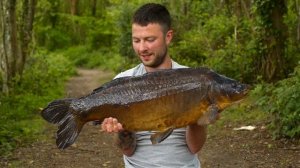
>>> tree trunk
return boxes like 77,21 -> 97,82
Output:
266,0 -> 287,81
18,0 -> 36,76
297,0 -> 300,42
234,0 -> 242,43
0,1 -> 6,93
256,0 -> 288,82
0,0 -> 18,94
241,0 -> 251,19
70,0 -> 79,15
0,0 -> 36,94
224,0 -> 232,16
91,0 -> 97,16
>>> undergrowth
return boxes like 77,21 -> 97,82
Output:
252,64 -> 300,139
60,45 -> 123,72
0,50 -> 75,157
211,64 -> 300,140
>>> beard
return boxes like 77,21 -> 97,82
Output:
139,47 -> 168,68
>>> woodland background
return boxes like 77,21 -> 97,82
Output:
0,0 -> 299,157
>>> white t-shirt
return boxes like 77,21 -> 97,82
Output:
114,61 -> 201,168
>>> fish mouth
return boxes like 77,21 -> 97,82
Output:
230,84 -> 251,101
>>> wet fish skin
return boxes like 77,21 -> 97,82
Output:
41,67 -> 250,149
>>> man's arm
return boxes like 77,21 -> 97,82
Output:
101,117 -> 136,156
186,124 -> 207,154
115,130 -> 136,156
186,114 -> 220,154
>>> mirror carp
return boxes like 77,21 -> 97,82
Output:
41,67 -> 250,149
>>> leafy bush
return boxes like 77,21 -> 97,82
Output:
61,46 -> 122,72
204,35 -> 256,83
115,2 -> 136,60
171,29 -> 209,68
35,27 -> 72,51
35,4 -> 118,51
253,64 -> 300,138
0,50 -> 74,157
170,10 -> 257,83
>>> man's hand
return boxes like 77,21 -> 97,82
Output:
101,117 -> 136,156
101,117 -> 123,133
186,113 -> 221,154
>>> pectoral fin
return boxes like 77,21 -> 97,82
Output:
150,127 -> 174,145
197,104 -> 219,125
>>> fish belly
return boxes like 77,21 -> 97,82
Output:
95,88 -> 210,131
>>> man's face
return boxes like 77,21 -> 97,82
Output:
132,23 -> 173,68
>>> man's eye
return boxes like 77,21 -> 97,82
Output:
147,38 -> 155,42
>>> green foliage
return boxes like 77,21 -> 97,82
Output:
253,64 -> 300,138
170,0 -> 300,138
0,50 -> 75,156
204,34 -> 256,82
35,0 -> 118,51
60,46 -> 123,72
171,11 -> 255,82
172,13 -> 234,66
284,1 -> 300,73
7,0 -> 299,144
252,0 -> 288,81
35,27 -> 72,51
171,29 -> 207,67
115,2 -> 136,60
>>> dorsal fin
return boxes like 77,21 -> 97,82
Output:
89,76 -> 133,96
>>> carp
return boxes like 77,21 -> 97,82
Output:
41,67 -> 250,149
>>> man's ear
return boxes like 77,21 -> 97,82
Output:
165,29 -> 173,45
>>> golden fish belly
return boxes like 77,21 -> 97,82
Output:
92,89 -> 210,131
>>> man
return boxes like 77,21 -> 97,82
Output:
101,3 -> 209,168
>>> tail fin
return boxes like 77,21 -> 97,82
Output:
41,99 -> 84,149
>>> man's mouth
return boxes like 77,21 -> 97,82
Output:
140,53 -> 152,61
140,53 -> 152,56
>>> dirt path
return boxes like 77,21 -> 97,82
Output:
200,123 -> 299,168
4,68 -> 300,168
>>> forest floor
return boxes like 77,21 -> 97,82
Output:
1,68 -> 299,168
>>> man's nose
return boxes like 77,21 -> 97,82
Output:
138,41 -> 148,52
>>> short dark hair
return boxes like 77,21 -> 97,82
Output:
132,3 -> 171,33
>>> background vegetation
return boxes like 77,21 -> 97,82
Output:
0,0 -> 299,157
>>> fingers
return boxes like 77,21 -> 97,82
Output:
210,113 -> 221,125
101,117 -> 123,133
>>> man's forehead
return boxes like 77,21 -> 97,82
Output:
132,23 -> 164,37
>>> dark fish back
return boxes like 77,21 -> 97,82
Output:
84,68 -> 212,106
